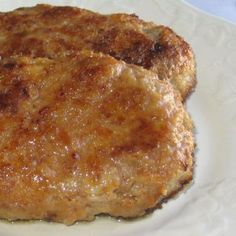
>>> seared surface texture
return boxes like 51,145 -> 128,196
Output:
0,4 -> 196,100
0,52 -> 194,225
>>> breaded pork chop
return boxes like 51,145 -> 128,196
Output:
0,4 -> 196,100
0,51 -> 194,225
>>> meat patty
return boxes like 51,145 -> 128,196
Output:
0,51 -> 194,225
0,4 -> 196,100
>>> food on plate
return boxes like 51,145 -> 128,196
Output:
0,4 -> 196,100
0,51 -> 194,225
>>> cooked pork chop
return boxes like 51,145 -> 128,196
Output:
0,4 -> 196,100
0,51 -> 194,225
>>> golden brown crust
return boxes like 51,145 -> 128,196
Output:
0,52 -> 194,224
0,4 -> 196,100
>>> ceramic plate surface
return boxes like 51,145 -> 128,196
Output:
0,0 -> 236,235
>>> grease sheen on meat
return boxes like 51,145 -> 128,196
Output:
0,52 -> 194,225
0,4 -> 196,100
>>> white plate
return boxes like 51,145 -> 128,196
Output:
1,0 -> 236,235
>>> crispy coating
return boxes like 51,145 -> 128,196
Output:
0,52 -> 194,225
0,4 -> 196,100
